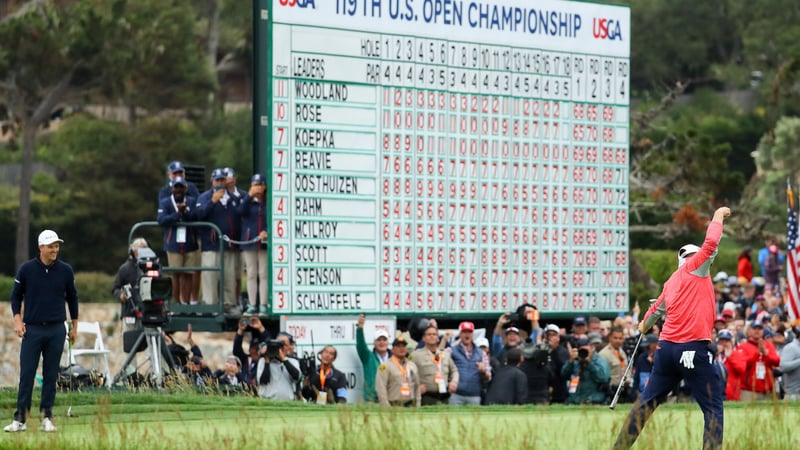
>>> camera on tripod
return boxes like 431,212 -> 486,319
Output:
128,247 -> 172,327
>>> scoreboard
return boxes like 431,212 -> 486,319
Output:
262,0 -> 631,317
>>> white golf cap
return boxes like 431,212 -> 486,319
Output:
38,230 -> 64,246
475,337 -> 490,348
373,329 -> 390,341
678,244 -> 700,266
544,324 -> 560,334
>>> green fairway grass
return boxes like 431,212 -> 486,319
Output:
1,390 -> 798,449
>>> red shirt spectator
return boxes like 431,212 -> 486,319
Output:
727,322 -> 780,398
736,246 -> 753,282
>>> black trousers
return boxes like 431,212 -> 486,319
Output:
15,322 -> 66,422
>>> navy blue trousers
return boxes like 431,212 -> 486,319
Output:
15,322 -> 66,422
614,340 -> 724,450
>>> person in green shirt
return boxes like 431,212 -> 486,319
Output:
356,314 -> 391,402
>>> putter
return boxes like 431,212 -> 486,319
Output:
610,298 -> 657,410
609,331 -> 643,410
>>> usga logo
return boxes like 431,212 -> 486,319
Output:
592,18 -> 622,40
278,0 -> 316,7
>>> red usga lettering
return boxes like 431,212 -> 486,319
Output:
279,0 -> 316,8
592,18 -> 622,40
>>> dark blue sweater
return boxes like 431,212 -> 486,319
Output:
11,257 -> 79,323
236,194 -> 267,251
194,188 -> 244,251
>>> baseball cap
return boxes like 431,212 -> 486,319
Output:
171,176 -> 187,187
722,309 -> 735,319
505,326 -> 520,335
544,324 -> 560,334
459,321 -> 475,332
38,229 -> 64,246
392,336 -> 407,346
717,330 -> 733,341
678,244 -> 701,266
714,315 -> 726,324
167,160 -> 185,173
475,337 -> 490,348
226,355 -> 242,368
749,320 -> 764,329
251,173 -> 266,184
373,329 -> 390,341
713,271 -> 728,282
211,168 -> 226,180
726,276 -> 740,287
644,334 -> 659,346
587,332 -> 603,345
224,167 -> 235,178
573,316 -> 587,326
575,337 -> 590,347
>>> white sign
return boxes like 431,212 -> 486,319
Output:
281,315 -> 396,403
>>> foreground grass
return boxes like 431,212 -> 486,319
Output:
1,390 -> 798,450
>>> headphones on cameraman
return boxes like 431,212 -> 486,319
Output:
129,237 -> 149,259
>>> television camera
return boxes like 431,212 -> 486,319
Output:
122,247 -> 172,327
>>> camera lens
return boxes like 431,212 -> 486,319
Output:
578,348 -> 589,360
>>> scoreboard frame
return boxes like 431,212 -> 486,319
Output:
255,0 -> 631,318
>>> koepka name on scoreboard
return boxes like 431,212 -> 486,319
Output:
295,128 -> 334,148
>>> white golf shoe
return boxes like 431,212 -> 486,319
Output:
40,418 -> 57,432
4,420 -> 26,432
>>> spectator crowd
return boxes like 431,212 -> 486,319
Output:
116,162 -> 800,405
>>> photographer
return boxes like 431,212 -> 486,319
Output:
561,337 -> 610,405
233,317 -> 267,388
485,348 -> 527,405
492,305 -> 540,360
544,324 -> 570,404
303,346 -> 348,404
519,340 -> 551,404
111,237 -> 150,332
255,338 -> 299,401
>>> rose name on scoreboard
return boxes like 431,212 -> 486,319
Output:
266,0 -> 630,316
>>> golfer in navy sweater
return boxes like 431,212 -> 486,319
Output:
5,230 -> 79,433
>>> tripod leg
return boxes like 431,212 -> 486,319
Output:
112,332 -> 147,386
147,332 -> 163,388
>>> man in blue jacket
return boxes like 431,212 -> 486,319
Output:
157,176 -> 199,304
6,230 -> 79,433
449,321 -> 491,405
158,160 -> 200,202
238,173 -> 268,315
195,168 -> 243,314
